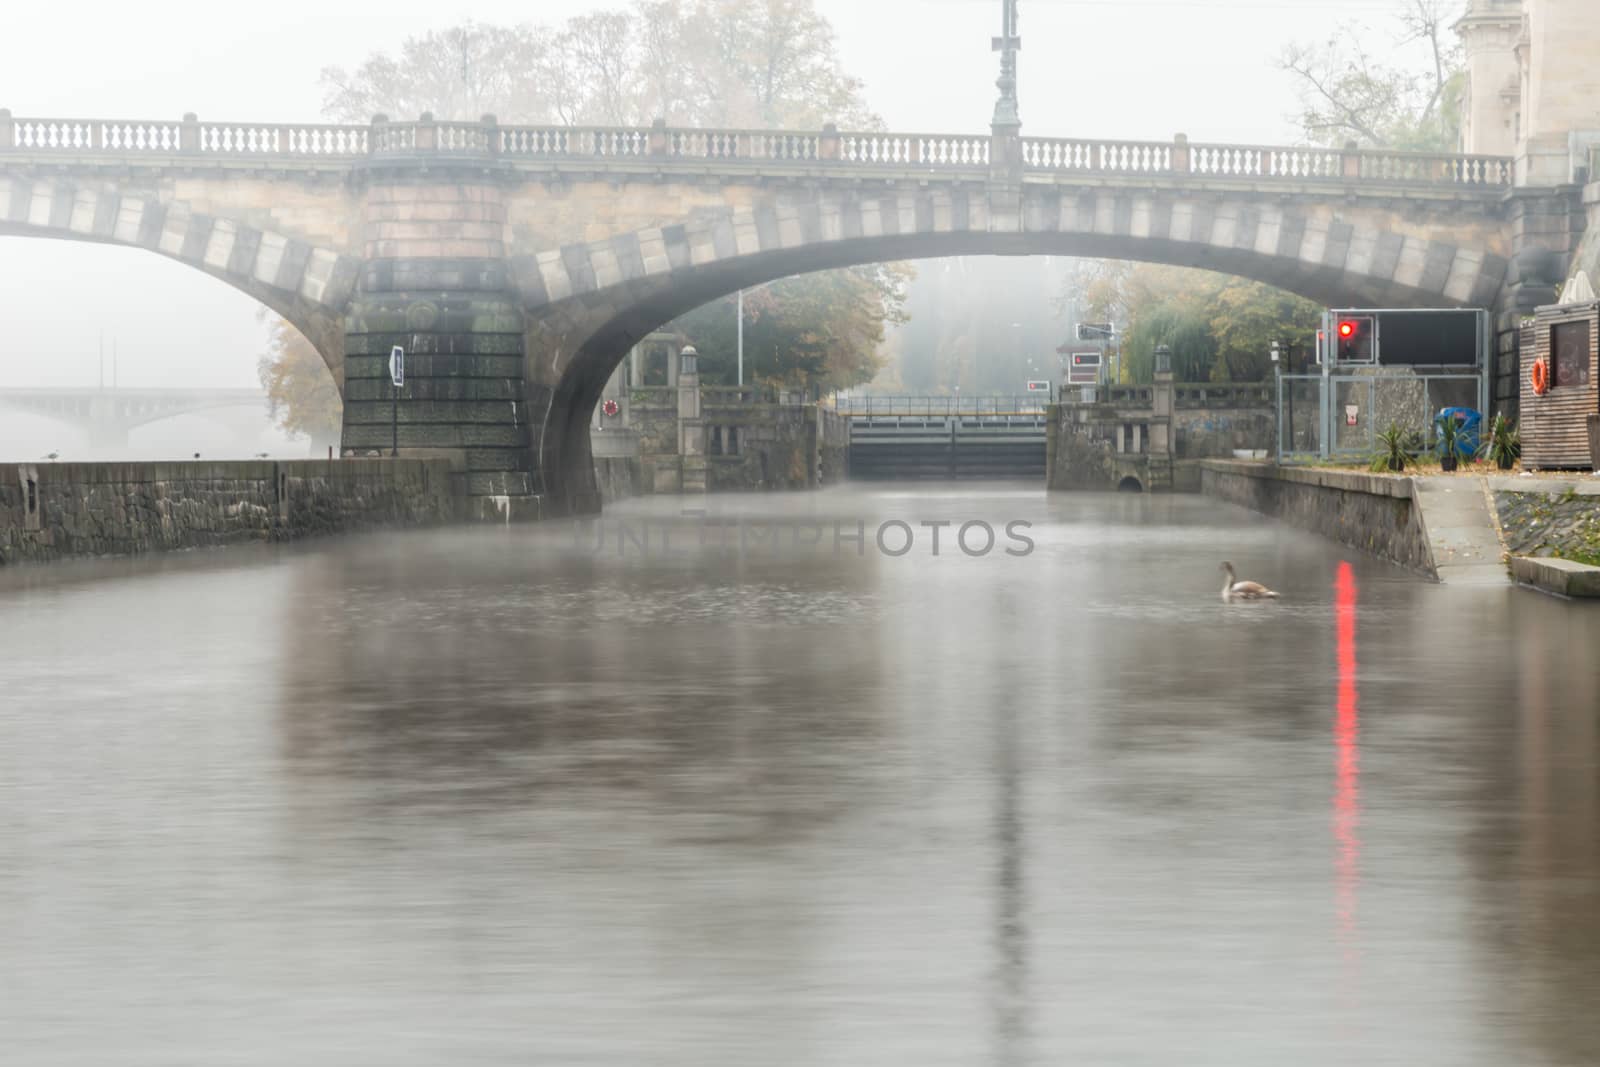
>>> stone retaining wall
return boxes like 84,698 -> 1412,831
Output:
819,408 -> 849,486
1174,408 -> 1275,459
1,459 -> 454,565
1495,483 -> 1600,566
1200,460 -> 1435,575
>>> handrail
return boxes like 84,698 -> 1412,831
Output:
0,111 -> 1516,188
835,395 -> 1052,418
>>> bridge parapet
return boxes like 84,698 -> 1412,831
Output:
0,109 -> 1516,192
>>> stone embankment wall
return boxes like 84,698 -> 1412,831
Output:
608,402 -> 847,497
818,408 -> 849,486
704,405 -> 849,492
1173,408 -> 1275,458
1053,386 -> 1276,493
1,459 -> 454,565
594,457 -> 645,505
1200,460 -> 1435,575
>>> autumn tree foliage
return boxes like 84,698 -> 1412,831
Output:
677,263 -> 913,391
1075,263 -> 1323,384
256,314 -> 341,449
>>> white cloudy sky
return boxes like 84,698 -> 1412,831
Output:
0,0 -> 1419,392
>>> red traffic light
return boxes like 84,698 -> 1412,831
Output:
1338,321 -> 1358,339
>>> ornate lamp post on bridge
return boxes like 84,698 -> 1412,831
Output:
992,0 -> 1022,135
989,0 -> 1025,194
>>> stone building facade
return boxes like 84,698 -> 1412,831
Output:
1459,0 -> 1600,185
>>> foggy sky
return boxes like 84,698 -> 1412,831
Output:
0,0 -> 1423,395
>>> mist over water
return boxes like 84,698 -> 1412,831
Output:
2,486 -> 1597,1065
0,409 -> 305,464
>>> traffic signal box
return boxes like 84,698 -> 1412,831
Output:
1335,317 -> 1375,363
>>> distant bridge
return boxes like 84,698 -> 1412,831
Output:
0,386 -> 269,447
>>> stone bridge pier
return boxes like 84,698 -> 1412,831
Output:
339,175 -> 543,520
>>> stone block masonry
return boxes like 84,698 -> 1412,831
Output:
1,459 -> 455,566
1200,460 -> 1436,576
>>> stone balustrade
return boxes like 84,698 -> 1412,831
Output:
0,108 -> 1516,189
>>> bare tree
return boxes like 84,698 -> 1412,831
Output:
320,22 -> 555,124
318,2 -> 876,132
559,13 -> 643,126
1280,0 -> 1465,150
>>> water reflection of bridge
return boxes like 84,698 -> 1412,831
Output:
0,386 -> 268,448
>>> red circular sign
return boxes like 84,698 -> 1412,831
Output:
602,399 -> 620,417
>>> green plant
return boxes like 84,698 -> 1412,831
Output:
1479,414 -> 1521,470
1370,423 -> 1410,473
1435,413 -> 1474,468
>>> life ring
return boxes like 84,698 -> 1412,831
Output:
602,399 -> 620,417
1531,358 -> 1550,396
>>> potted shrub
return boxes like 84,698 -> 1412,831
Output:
1480,414 -> 1521,471
1370,423 -> 1410,473
1435,412 -> 1473,472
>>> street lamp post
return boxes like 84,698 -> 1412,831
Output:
1273,340 -> 1288,457
992,0 -> 1022,133
737,289 -> 744,387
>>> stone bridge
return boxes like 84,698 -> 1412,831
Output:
0,110 -> 1580,517
0,386 -> 269,448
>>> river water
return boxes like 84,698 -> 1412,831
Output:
2,486 -> 1597,1065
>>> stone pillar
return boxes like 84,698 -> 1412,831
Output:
0,109 -> 13,151
342,177 -> 542,521
1456,0 -> 1523,158
1518,0 -> 1600,185
677,345 -> 707,494
820,123 -> 841,162
180,112 -> 200,154
629,343 -> 644,388
1340,140 -> 1362,182
1152,347 -> 1177,489
1172,133 -> 1190,174
1150,346 -> 1174,460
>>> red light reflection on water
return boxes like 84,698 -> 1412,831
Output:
1333,562 -> 1362,954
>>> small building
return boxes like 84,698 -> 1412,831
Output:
1520,284 -> 1599,469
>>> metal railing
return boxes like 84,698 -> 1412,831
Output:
833,395 -> 1051,419
1174,383 -> 1274,408
0,110 -> 1516,189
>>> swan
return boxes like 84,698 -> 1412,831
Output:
1221,562 -> 1279,602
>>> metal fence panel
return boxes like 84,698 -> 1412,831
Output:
1334,377 -> 1376,456
1278,375 -> 1324,462
1277,369 -> 1491,464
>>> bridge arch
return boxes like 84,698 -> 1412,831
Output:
119,400 -> 270,439
0,175 -> 359,387
516,185 -> 1512,510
